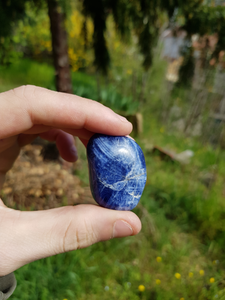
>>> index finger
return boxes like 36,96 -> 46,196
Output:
0,85 -> 132,139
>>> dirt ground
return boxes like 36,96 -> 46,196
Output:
1,143 -> 95,210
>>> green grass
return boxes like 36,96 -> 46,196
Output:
0,59 -> 55,91
0,59 -> 98,93
2,57 -> 225,299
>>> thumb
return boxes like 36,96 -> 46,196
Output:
0,204 -> 141,276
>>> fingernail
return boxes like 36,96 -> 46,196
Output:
113,220 -> 133,238
70,145 -> 78,160
126,135 -> 135,141
117,114 -> 130,123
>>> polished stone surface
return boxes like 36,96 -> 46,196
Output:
87,134 -> 147,210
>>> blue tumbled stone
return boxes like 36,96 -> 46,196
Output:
87,134 -> 147,210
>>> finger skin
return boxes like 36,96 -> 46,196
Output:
39,129 -> 78,162
0,85 -> 132,139
0,204 -> 141,276
0,138 -> 20,174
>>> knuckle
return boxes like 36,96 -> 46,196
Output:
75,219 -> 98,250
61,206 -> 98,252
10,85 -> 36,111
0,198 -> 6,208
12,85 -> 35,99
11,85 -> 38,123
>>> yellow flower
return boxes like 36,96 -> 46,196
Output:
126,69 -> 133,75
210,277 -> 215,283
180,298 -> 185,300
175,273 -> 181,279
189,272 -> 194,278
138,285 -> 145,292
156,279 -> 161,285
156,256 -> 162,262
199,270 -> 204,276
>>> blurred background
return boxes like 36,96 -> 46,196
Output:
1,0 -> 225,299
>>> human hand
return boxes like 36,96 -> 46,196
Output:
0,85 -> 141,276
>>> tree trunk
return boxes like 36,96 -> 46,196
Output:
47,0 -> 72,93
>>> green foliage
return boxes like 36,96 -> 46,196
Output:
0,0 -> 28,65
175,4 -> 225,59
82,0 -> 110,74
72,80 -> 139,114
0,0 -> 27,38
176,44 -> 195,88
0,0 -> 45,39
0,36 -> 23,65
80,0 -> 225,73
0,58 -> 139,114
181,5 -> 225,36
81,0 -> 160,73
2,0 -> 225,78
1,0 -> 225,80
0,0 -> 46,66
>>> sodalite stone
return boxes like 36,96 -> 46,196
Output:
87,134 -> 147,210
